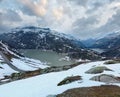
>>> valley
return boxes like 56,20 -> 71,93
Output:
1,0 -> 120,96
0,27 -> 120,97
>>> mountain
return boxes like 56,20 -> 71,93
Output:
81,38 -> 97,48
0,26 -> 85,50
0,26 -> 101,60
91,31 -> 120,50
0,41 -> 48,79
101,46 -> 120,58
88,31 -> 120,58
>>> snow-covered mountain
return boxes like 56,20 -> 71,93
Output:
0,39 -> 120,97
0,26 -> 101,60
81,38 -> 97,48
0,41 -> 48,79
101,46 -> 120,58
85,31 -> 120,58
0,26 -> 85,50
91,31 -> 120,50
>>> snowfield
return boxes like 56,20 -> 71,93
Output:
0,41 -> 48,78
0,56 -> 48,78
11,58 -> 48,71
0,61 -> 120,97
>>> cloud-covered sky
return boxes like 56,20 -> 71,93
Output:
0,0 -> 120,39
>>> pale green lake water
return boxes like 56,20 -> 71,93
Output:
19,50 -> 75,66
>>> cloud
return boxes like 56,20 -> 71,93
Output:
73,16 -> 98,31
0,9 -> 22,32
0,0 -> 120,39
0,10 -> 22,22
68,0 -> 89,6
71,16 -> 99,38
18,10 -> 40,26
18,0 -> 48,16
70,0 -> 120,39
53,6 -> 63,20
96,9 -> 120,33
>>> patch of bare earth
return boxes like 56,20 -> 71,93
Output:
0,61 -> 87,85
57,85 -> 120,97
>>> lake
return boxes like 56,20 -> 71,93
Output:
91,48 -> 105,53
19,50 -> 75,66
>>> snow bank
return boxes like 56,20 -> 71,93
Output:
0,61 -> 120,97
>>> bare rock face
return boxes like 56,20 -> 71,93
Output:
57,75 -> 82,86
90,74 -> 120,83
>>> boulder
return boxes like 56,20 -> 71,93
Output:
90,74 -> 120,83
85,66 -> 112,74
104,60 -> 120,64
57,75 -> 82,86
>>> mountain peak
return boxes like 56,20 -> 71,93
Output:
0,26 -> 101,60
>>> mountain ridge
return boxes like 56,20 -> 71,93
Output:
0,26 -> 101,60
84,31 -> 120,58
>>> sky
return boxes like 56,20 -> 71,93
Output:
0,0 -> 120,39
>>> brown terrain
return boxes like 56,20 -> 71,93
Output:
57,85 -> 120,97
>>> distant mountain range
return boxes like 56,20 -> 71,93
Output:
91,31 -> 120,49
0,26 -> 100,60
82,31 -> 120,58
81,38 -> 97,48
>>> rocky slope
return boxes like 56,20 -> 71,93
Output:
0,41 -> 48,80
0,26 -> 85,50
0,60 -> 120,97
85,31 -> 120,58
0,26 -> 101,60
101,46 -> 120,58
91,31 -> 120,50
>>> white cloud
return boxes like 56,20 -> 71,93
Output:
18,0 -> 48,16
0,9 -> 22,32
0,0 -> 120,39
